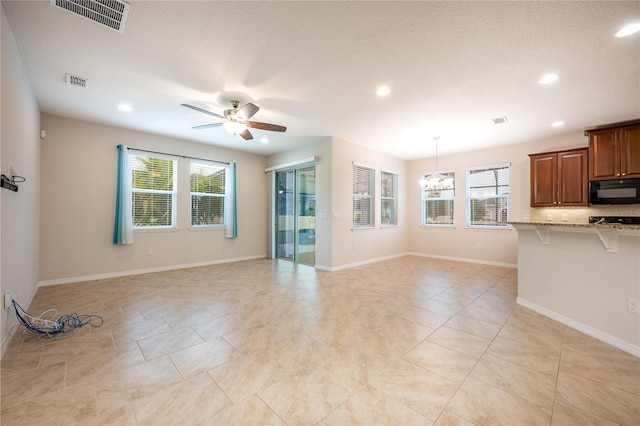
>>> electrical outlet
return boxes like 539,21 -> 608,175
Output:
561,214 -> 568,222
546,214 -> 553,221
146,248 -> 153,256
628,297 -> 639,315
4,293 -> 12,310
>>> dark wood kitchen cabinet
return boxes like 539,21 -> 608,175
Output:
529,148 -> 588,207
585,119 -> 640,180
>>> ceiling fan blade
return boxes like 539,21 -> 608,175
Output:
181,103 -> 224,119
247,121 -> 287,132
236,103 -> 260,121
192,123 -> 223,130
239,129 -> 253,140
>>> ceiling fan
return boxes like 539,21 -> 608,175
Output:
181,100 -> 286,140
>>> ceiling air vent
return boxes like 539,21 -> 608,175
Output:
492,116 -> 508,125
65,73 -> 88,88
50,0 -> 130,33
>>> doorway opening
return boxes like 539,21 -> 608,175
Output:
275,166 -> 315,265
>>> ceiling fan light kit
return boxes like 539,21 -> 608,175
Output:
222,120 -> 247,135
182,100 -> 286,141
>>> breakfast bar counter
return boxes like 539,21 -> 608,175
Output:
509,222 -> 640,357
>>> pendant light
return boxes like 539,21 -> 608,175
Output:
419,137 -> 454,194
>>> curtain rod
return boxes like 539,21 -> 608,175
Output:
121,146 -> 230,165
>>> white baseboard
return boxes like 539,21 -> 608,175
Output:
319,252 -> 410,272
318,252 -> 516,272
517,297 -> 640,358
1,286 -> 38,358
37,251 -> 515,288
37,254 -> 266,287
313,264 -> 333,272
407,252 -> 517,269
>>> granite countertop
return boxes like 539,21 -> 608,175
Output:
508,221 -> 640,231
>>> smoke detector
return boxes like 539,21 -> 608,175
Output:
50,0 -> 130,33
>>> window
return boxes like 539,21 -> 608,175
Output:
353,163 -> 375,228
131,154 -> 177,228
422,171 -> 455,226
466,164 -> 510,228
380,170 -> 398,226
190,161 -> 226,227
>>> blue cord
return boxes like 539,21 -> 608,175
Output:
11,299 -> 103,338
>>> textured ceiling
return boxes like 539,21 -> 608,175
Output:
3,1 -> 640,159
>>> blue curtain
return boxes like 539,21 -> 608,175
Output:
113,144 -> 134,244
225,161 -> 238,238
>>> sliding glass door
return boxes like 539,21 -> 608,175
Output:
276,170 -> 294,260
275,167 -> 315,265
296,167 -> 316,265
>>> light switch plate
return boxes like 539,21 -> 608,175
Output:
4,293 -> 12,310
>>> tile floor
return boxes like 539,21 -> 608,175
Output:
1,256 -> 639,425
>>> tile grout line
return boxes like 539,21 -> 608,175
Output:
431,276 -> 515,425
548,325 -> 568,426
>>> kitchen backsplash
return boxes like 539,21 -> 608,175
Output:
528,205 -> 640,223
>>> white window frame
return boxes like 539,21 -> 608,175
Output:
380,170 -> 398,227
421,170 -> 455,227
130,152 -> 177,230
466,164 -> 510,229
352,162 -> 375,229
189,160 -> 226,228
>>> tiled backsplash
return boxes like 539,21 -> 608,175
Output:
529,205 -> 640,223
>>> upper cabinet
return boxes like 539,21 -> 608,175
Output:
529,148 -> 588,207
585,119 -> 640,180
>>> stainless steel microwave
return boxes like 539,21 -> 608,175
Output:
589,178 -> 640,205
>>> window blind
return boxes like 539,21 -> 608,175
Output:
190,161 -> 226,226
353,164 -> 375,227
131,154 -> 177,228
422,170 -> 455,226
381,171 -> 397,226
466,164 -> 510,227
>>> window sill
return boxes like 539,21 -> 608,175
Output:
380,224 -> 399,229
464,225 -> 511,231
351,226 -> 376,231
421,224 -> 455,229
189,225 -> 226,231
134,227 -> 179,233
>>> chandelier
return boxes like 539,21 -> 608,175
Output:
419,137 -> 454,194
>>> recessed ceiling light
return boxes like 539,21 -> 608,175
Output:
260,137 -> 269,144
615,23 -> 640,38
538,74 -> 560,85
118,103 -> 133,112
376,86 -> 391,96
551,120 -> 565,127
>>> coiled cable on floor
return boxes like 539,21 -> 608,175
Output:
10,299 -> 104,339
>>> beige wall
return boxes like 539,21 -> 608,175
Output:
267,137 -> 333,268
516,227 -> 639,355
330,138 -> 409,269
267,137 -> 410,270
268,130 -> 634,270
408,131 -> 592,266
39,114 -> 268,283
1,6 -> 41,354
